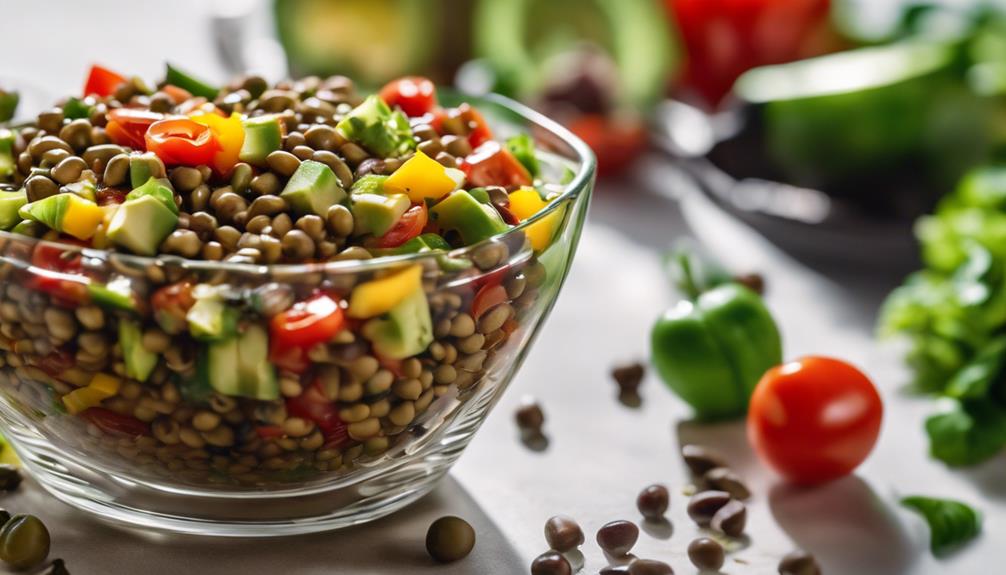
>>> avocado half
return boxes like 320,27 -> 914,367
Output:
474,0 -> 677,109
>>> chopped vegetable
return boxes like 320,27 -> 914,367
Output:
379,76 -> 437,117
238,115 -> 283,166
190,111 -> 245,176
164,63 -> 219,100
0,89 -> 18,123
18,193 -> 104,240
348,264 -> 423,319
383,150 -> 459,204
336,95 -> 415,157
508,187 -> 559,251
0,129 -> 15,179
105,108 -> 164,150
145,118 -> 220,167
505,134 -> 540,178
280,160 -> 346,217
460,140 -> 532,188
83,64 -> 126,97
901,496 -> 982,555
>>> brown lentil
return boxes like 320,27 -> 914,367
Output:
544,515 -> 584,553
778,551 -> 821,575
687,490 -> 732,527
530,551 -> 571,575
596,520 -> 639,557
688,537 -> 725,571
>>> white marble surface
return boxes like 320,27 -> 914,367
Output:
4,2 -> 1006,572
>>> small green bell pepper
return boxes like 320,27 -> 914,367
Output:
651,244 -> 782,420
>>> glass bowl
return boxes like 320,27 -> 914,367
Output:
0,93 -> 595,536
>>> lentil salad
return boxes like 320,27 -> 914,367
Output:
0,65 -> 573,487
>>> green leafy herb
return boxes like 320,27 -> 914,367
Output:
505,133 -> 540,177
925,400 -> 1006,466
901,496 -> 982,555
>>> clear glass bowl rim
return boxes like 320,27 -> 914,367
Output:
0,92 -> 597,276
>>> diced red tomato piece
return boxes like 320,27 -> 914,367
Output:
472,284 -> 508,321
96,188 -> 127,206
460,141 -> 533,188
105,108 -> 165,150
81,408 -> 150,437
460,104 -> 493,148
35,349 -> 76,377
145,118 -> 219,166
379,76 -> 437,117
83,65 -> 127,98
375,204 -> 427,248
27,242 -> 90,306
270,294 -> 345,350
286,380 -> 349,447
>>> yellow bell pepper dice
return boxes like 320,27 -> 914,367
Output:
62,386 -> 108,415
348,264 -> 423,319
59,194 -> 105,240
191,112 -> 245,176
383,151 -> 458,203
88,373 -> 122,398
508,187 -> 547,220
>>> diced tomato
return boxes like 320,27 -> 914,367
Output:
80,407 -> 150,437
269,293 -> 346,350
460,141 -> 533,188
269,343 -> 310,375
286,380 -> 349,447
145,118 -> 219,167
105,108 -> 165,150
161,84 -> 193,105
472,284 -> 508,321
566,114 -> 648,176
83,65 -> 127,98
375,204 -> 427,248
255,425 -> 285,439
35,349 -> 76,377
460,104 -> 493,148
27,242 -> 90,306
96,188 -> 127,206
32,242 -> 84,273
151,281 -> 196,334
379,76 -> 437,117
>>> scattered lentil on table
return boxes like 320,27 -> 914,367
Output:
544,515 -> 584,553
687,537 -> 725,571
636,484 -> 670,521
596,520 -> 639,557
425,516 -> 476,563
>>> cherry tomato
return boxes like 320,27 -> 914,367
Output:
748,356 -> 883,485
472,284 -> 508,321
286,380 -> 349,447
379,76 -> 437,117
375,204 -> 427,248
269,293 -> 345,350
81,407 -> 150,437
145,118 -> 219,166
460,141 -> 533,188
566,114 -> 648,176
83,64 -> 127,98
105,108 -> 165,150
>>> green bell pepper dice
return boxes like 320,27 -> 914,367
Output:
651,284 -> 782,420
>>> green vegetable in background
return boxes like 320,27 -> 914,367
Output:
651,244 -> 782,420
901,495 -> 982,555
0,89 -> 18,123
880,165 -> 1006,465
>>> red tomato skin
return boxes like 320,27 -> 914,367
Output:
104,108 -> 164,150
375,204 -> 427,248
379,76 -> 437,117
460,141 -> 533,188
145,118 -> 219,166
81,407 -> 150,437
83,65 -> 127,97
747,356 -> 883,485
286,380 -> 349,447
269,294 -> 345,350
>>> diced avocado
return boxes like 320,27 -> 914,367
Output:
280,160 -> 347,217
88,276 -> 138,312
388,233 -> 452,255
0,189 -> 27,230
106,195 -> 179,256
239,115 -> 283,166
505,134 -> 540,178
350,174 -> 388,196
19,193 -> 104,240
165,63 -> 219,100
63,178 -> 97,202
351,192 -> 410,237
186,287 -> 238,341
430,190 -> 509,246
130,153 -> 166,189
206,324 -> 278,400
0,89 -> 18,123
120,319 -> 157,382
0,129 -> 15,179
11,220 -> 42,237
362,287 -> 433,359
335,95 -> 415,158
128,177 -> 178,215
468,187 -> 491,204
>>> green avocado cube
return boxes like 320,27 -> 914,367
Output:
0,189 -> 26,230
128,177 -> 178,215
239,115 -> 283,166
106,195 -> 179,256
362,287 -> 433,359
430,190 -> 509,246
350,174 -> 388,196
280,160 -> 347,217
351,192 -> 410,237
336,95 -> 414,158
130,153 -> 166,189
0,129 -> 14,179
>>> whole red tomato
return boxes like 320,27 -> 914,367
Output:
748,356 -> 883,485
